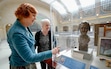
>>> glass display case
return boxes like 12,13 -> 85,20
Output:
50,0 -> 94,51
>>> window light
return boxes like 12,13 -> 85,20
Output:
41,0 -> 55,4
61,0 -> 78,13
80,0 -> 95,8
51,1 -> 67,15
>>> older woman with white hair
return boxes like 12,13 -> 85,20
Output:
35,19 -> 56,69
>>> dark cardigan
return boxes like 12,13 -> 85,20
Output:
35,30 -> 56,52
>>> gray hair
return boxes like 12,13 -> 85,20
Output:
41,19 -> 50,26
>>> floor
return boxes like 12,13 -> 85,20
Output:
0,40 -> 41,69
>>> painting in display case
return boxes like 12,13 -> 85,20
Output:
97,37 -> 111,59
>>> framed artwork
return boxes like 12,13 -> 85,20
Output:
97,37 -> 111,59
63,26 -> 69,32
94,23 -> 111,46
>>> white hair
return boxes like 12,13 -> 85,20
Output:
41,19 -> 50,26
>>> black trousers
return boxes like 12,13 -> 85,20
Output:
40,61 -> 55,69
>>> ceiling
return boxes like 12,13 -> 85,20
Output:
40,0 -> 111,24
0,0 -> 111,24
41,0 -> 96,15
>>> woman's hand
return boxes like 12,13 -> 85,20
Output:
52,47 -> 60,55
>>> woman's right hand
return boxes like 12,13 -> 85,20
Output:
52,47 -> 60,55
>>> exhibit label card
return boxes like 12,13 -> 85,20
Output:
55,55 -> 86,69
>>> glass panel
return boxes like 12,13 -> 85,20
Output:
51,1 -> 67,15
100,0 -> 111,14
61,0 -> 78,13
29,13 -> 49,32
80,0 -> 95,8
41,0 -> 55,4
